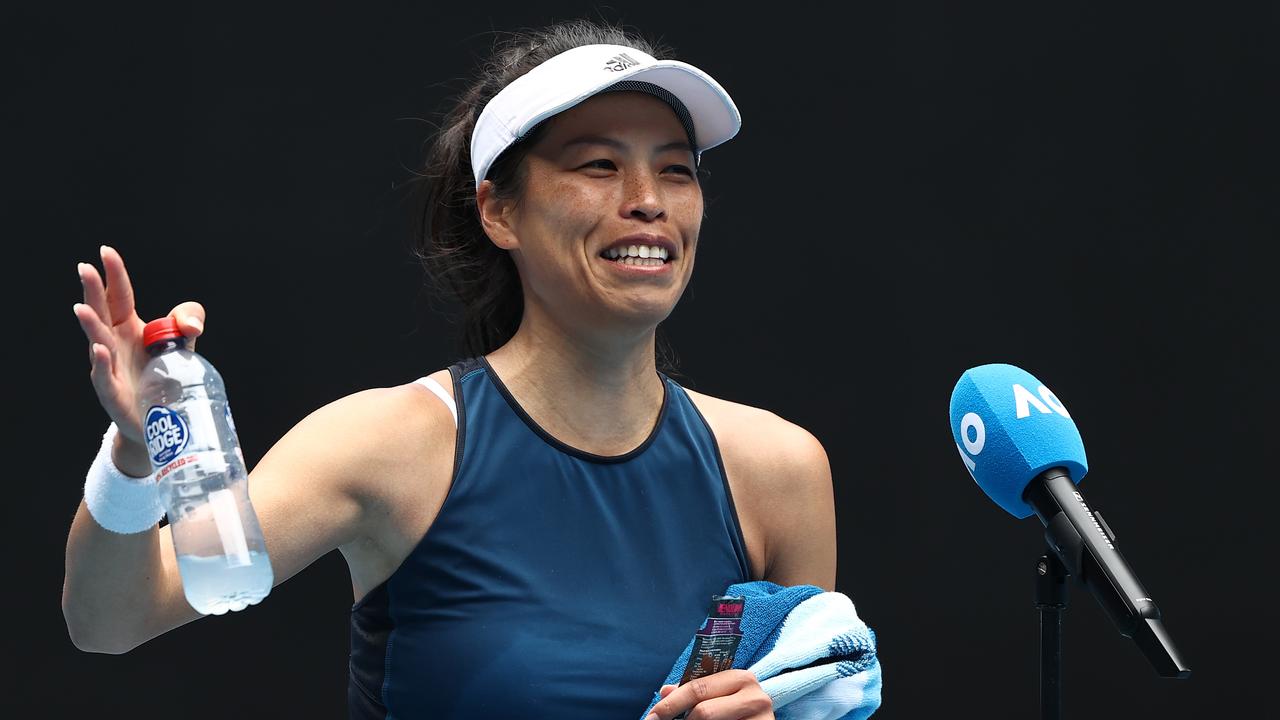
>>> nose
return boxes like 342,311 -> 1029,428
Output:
620,168 -> 665,222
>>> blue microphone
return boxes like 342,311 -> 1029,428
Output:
949,364 -> 1190,679
949,363 -> 1088,518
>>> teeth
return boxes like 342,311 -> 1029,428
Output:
614,256 -> 663,267
603,244 -> 671,263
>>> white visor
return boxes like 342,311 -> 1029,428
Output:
470,44 -> 741,186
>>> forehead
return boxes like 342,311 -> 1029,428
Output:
534,92 -> 690,147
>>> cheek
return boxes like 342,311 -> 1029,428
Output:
673,185 -> 704,230
680,186 -> 705,214
523,181 -> 602,248
512,179 -> 600,283
678,196 -> 704,250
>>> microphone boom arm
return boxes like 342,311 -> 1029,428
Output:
1023,468 -> 1191,679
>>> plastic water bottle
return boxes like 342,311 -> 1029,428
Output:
138,317 -> 273,615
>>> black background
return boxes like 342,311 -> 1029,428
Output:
7,1 -> 1274,717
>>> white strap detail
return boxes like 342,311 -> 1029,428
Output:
415,376 -> 458,427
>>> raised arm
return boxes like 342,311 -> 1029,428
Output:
63,246 -> 446,653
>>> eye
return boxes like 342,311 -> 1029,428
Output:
663,164 -> 695,177
579,159 -> 617,171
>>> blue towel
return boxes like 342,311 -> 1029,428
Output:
640,581 -> 882,720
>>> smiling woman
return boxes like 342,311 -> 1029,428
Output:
412,28 -> 736,365
64,17 -> 847,720
477,92 -> 704,337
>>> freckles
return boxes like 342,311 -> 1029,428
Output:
521,178 -> 600,252
542,181 -> 600,228
671,185 -> 704,215
674,194 -> 704,237
677,197 -> 703,218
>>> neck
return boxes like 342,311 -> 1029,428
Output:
485,304 -> 665,455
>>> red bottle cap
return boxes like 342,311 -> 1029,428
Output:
143,317 -> 184,348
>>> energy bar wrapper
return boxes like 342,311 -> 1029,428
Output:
678,594 -> 746,685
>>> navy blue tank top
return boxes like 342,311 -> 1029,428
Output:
348,357 -> 751,719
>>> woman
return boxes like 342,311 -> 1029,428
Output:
65,20 -> 836,720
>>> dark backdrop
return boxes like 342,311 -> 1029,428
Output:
7,1 -> 1274,717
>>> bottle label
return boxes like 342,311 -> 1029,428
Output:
145,405 -> 191,466
154,450 -> 229,483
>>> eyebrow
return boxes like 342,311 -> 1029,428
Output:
560,134 -> 693,156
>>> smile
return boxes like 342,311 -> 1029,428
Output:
600,244 -> 669,267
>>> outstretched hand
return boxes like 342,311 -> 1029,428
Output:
72,245 -> 205,445
645,670 -> 773,720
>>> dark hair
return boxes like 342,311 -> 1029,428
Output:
409,19 -> 683,372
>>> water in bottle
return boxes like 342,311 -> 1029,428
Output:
138,317 -> 273,615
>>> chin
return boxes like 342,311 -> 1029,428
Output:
602,297 -> 677,329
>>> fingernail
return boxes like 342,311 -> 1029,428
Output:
187,317 -> 203,333
646,715 -> 657,720
72,303 -> 82,315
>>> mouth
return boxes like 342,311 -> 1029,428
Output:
597,235 -> 678,269
599,244 -> 671,267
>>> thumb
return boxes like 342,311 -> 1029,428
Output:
166,301 -> 206,352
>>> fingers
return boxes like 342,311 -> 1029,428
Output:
88,342 -> 109,367
79,246 -> 137,329
650,693 -> 772,720
87,341 -> 113,389
85,339 -> 123,416
74,302 -> 118,402
647,671 -> 769,720
660,685 -> 677,698
99,245 -> 137,327
666,694 -> 745,720
78,261 -> 111,327
73,302 -> 116,354
77,249 -> 206,352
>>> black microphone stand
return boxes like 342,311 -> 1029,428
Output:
1035,549 -> 1068,720
1025,468 -> 1191,720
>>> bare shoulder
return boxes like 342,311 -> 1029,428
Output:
681,387 -> 828,479
247,369 -> 457,588
268,369 -> 455,492
682,386 -> 836,589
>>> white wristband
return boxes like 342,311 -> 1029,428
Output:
84,423 -> 166,534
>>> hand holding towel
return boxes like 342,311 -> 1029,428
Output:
641,581 -> 881,720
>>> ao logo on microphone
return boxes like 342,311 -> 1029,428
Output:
956,383 -> 1071,473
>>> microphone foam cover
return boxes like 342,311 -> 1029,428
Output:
949,363 -> 1088,518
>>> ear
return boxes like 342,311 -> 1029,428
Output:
476,179 -> 520,251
